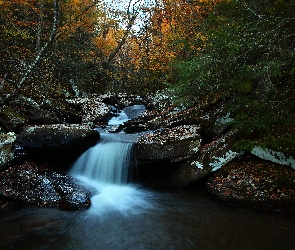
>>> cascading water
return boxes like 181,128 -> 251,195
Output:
69,105 -> 152,214
70,134 -> 132,184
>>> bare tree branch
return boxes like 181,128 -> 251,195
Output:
2,0 -> 59,105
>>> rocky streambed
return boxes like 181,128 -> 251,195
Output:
0,91 -> 294,212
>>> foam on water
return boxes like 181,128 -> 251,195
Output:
72,175 -> 154,215
69,108 -> 153,215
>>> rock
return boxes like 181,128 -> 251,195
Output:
22,108 -> 62,124
0,162 -> 91,210
0,132 -> 16,170
16,124 -> 100,170
206,155 -> 295,212
135,125 -> 202,162
145,89 -> 177,111
198,105 -> 233,138
0,107 -> 28,131
146,107 -> 198,130
251,147 -> 295,170
167,130 -> 242,188
81,98 -> 111,123
102,92 -> 145,108
44,99 -> 83,124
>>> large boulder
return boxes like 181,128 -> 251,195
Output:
16,124 -> 100,170
0,132 -> 16,170
167,130 -> 242,188
78,98 -> 111,123
0,162 -> 91,210
135,125 -> 202,163
206,155 -> 295,212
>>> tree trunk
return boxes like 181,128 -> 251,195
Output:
2,0 -> 59,105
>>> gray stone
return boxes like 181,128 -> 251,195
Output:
167,130 -> 242,188
16,124 -> 100,169
135,125 -> 202,162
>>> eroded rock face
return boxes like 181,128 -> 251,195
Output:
0,132 -> 16,170
135,125 -> 202,162
16,124 -> 100,169
167,130 -> 242,188
0,162 -> 91,210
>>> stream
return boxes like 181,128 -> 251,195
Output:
0,107 -> 294,250
0,187 -> 294,250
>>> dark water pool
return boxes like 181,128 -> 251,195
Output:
0,184 -> 294,250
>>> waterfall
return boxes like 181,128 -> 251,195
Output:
69,106 -> 152,214
70,133 -> 132,184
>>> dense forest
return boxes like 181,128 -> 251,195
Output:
0,0 -> 294,153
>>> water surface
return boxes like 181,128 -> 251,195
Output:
0,186 -> 294,250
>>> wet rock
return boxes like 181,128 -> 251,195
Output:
16,124 -> 100,170
167,130 -> 242,188
0,132 -> 16,170
123,121 -> 147,133
206,155 -> 295,212
0,162 -> 91,210
135,125 -> 202,163
101,92 -> 145,108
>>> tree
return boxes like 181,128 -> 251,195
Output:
1,0 -> 59,105
170,0 -> 295,151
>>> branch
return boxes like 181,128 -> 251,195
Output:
105,0 -> 139,65
2,0 -> 59,105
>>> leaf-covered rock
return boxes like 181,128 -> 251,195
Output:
206,155 -> 295,212
167,130 -> 242,188
0,162 -> 91,210
135,125 -> 202,162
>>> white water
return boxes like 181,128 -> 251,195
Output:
108,110 -> 129,125
70,109 -> 153,215
70,134 -> 132,184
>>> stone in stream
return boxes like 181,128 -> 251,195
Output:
16,124 -> 100,170
0,162 -> 92,210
